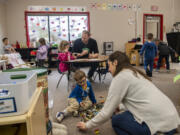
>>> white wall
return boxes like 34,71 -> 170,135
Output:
5,0 -> 176,53
174,0 -> 180,22
0,1 -> 7,54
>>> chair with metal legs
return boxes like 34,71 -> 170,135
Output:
93,61 -> 109,82
56,60 -> 68,88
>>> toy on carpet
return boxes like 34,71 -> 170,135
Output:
77,100 -> 105,122
94,128 -> 101,135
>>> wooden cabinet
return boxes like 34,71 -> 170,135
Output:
125,43 -> 140,66
0,88 -> 46,135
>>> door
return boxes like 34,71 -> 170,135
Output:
143,14 -> 163,43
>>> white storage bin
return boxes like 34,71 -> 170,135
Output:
0,71 -> 37,117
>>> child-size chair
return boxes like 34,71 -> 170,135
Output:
56,60 -> 68,88
93,61 -> 109,82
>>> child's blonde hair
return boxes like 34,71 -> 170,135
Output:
74,70 -> 86,82
59,40 -> 69,52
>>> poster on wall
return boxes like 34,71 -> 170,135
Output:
27,6 -> 87,12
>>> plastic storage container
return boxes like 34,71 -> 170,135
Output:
0,71 -> 37,117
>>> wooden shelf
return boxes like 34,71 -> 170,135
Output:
0,88 -> 46,135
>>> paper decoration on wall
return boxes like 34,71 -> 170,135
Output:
90,3 -> 97,9
45,8 -> 49,11
52,7 -> 56,11
113,4 -> 118,10
89,3 -> 141,11
27,6 -> 87,12
107,4 -> 112,10
41,19 -> 46,22
102,3 -> 107,10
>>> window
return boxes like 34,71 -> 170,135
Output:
25,12 -> 89,47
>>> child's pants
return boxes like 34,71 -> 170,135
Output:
144,59 -> 154,73
66,98 -> 92,113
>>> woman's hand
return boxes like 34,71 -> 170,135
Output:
77,122 -> 87,131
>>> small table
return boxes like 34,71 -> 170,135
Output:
0,60 -> 7,70
64,57 -> 108,82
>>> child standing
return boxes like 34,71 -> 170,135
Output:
36,38 -> 48,67
56,70 -> 97,123
140,33 -> 157,77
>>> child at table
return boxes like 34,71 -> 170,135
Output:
58,40 -> 76,73
56,70 -> 97,123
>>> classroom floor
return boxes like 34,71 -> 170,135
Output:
48,63 -> 180,135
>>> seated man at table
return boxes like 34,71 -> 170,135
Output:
72,30 -> 99,82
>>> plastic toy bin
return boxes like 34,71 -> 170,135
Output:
0,71 -> 37,117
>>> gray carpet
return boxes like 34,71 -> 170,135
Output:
48,67 -> 180,135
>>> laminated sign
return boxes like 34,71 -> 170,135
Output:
0,89 -> 17,114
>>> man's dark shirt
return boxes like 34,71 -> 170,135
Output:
73,38 -> 99,58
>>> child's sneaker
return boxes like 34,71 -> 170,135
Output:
56,112 -> 65,123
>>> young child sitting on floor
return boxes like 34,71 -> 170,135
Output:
56,70 -> 97,122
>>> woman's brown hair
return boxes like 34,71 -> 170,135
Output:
109,51 -> 151,81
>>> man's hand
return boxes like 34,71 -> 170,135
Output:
77,122 -> 87,131
89,53 -> 99,59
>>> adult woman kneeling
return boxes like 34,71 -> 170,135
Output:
77,51 -> 180,135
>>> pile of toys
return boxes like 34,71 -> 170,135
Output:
78,101 -> 104,122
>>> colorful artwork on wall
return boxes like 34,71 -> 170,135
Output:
89,3 -> 141,11
27,6 -> 87,12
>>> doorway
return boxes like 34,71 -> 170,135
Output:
143,14 -> 163,43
